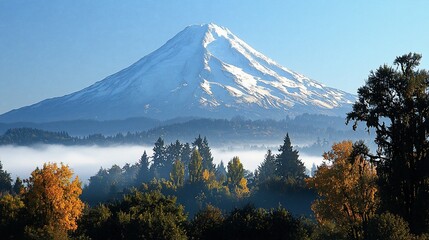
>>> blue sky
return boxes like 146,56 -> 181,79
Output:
1,1 -> 428,114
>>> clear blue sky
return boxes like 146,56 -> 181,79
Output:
1,1 -> 428,114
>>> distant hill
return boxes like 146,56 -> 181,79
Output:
0,117 -> 161,136
0,115 -> 370,149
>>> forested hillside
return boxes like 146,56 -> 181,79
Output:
0,114 -> 369,150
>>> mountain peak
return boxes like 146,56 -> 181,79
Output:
205,23 -> 231,34
0,24 -> 356,123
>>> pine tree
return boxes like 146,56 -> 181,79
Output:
201,137 -> 215,171
135,151 -> 151,185
181,143 -> 192,179
215,161 -> 227,183
275,134 -> 306,182
310,163 -> 317,177
151,137 -> 167,179
257,149 -> 277,183
0,161 -> 12,193
192,135 -> 215,172
12,177 -> 23,195
166,140 -> 183,173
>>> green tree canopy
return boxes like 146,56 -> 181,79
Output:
151,137 -> 167,179
135,150 -> 151,185
79,190 -> 187,240
227,156 -> 244,187
227,156 -> 249,197
189,149 -> 203,183
257,149 -> 277,183
170,159 -> 185,187
347,53 -> 429,234
193,135 -> 215,172
0,161 -> 12,194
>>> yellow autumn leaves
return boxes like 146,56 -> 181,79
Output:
306,141 -> 378,239
24,163 -> 84,235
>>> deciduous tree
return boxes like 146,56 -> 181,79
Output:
189,149 -> 203,183
170,159 -> 185,187
227,157 -> 249,197
306,141 -> 378,239
24,163 -> 84,238
347,53 -> 429,233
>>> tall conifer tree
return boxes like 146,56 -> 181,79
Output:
275,134 -> 306,182
151,137 -> 167,179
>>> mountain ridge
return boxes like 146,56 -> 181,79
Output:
0,23 -> 356,123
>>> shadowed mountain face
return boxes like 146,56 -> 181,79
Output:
0,23 -> 355,123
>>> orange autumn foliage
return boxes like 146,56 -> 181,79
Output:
24,163 -> 84,233
306,141 -> 378,239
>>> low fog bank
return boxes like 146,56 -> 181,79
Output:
0,144 -> 323,183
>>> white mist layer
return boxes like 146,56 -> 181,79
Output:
0,145 -> 322,183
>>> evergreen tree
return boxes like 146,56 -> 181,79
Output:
151,137 -> 167,179
0,161 -> 12,193
81,168 -> 110,205
181,143 -> 192,179
257,149 -> 277,183
121,163 -> 139,187
310,163 -> 317,177
275,134 -> 306,182
135,150 -> 151,185
166,140 -> 182,174
106,165 -> 123,200
189,149 -> 203,183
193,135 -> 215,172
192,135 -> 203,149
12,177 -> 23,195
215,161 -> 227,183
347,53 -> 429,234
201,137 -> 215,171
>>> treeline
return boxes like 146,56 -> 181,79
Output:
1,135 -> 426,239
0,114 -> 369,148
1,53 -> 429,239
0,133 -> 317,239
80,134 -> 314,216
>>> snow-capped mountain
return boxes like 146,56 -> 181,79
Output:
0,23 -> 355,123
